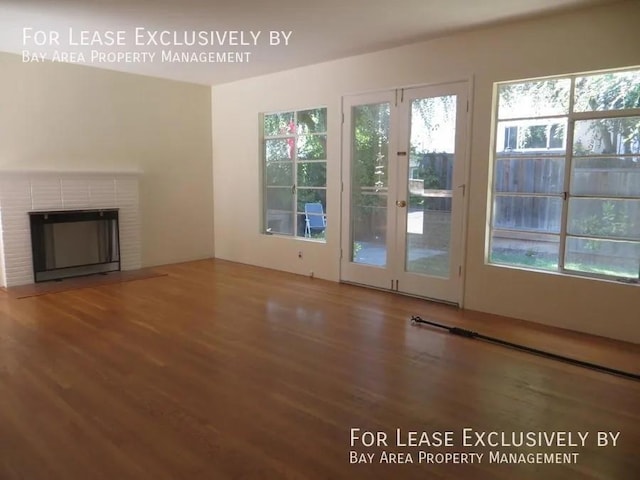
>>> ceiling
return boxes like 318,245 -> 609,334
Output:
0,0 -> 615,85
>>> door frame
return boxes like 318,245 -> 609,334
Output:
339,79 -> 473,307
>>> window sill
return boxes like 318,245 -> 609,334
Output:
263,231 -> 327,244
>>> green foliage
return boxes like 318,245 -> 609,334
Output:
500,70 -> 640,156
575,71 -> 640,111
297,134 -> 326,161
348,104 -> 390,241
490,249 -> 559,271
572,201 -> 630,250
264,109 -> 328,217
523,125 -> 548,149
353,241 -> 363,258
498,79 -> 570,118
414,154 -> 446,189
412,95 -> 456,130
352,103 -> 389,190
297,162 -> 326,187
264,112 -> 294,136
297,108 -> 327,134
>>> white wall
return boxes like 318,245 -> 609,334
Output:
212,0 -> 640,343
0,53 -> 214,267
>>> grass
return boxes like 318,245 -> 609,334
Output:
407,253 -> 450,277
490,250 -> 638,279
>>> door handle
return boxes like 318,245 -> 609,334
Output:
396,200 -> 407,208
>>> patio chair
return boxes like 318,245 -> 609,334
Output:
304,203 -> 326,238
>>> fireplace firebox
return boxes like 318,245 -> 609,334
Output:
29,209 -> 121,282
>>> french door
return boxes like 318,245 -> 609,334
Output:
340,82 -> 469,305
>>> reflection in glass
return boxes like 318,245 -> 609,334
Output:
493,196 -> 563,234
265,187 -> 294,235
297,162 -> 326,187
574,70 -> 640,112
565,237 -> 640,279
297,108 -> 327,134
406,95 -> 456,277
351,103 -> 390,266
496,119 -> 567,156
571,157 -> 640,197
568,198 -> 640,239
297,135 -> 327,160
490,231 -> 559,271
495,158 -> 565,194
265,161 -> 293,186
498,79 -> 570,119
265,139 -> 292,162
264,112 -> 294,136
573,117 -> 640,156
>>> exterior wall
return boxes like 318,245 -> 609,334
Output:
212,1 -> 640,343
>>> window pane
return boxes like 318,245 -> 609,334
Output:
297,188 -> 326,214
498,79 -> 570,119
574,70 -> 640,112
493,196 -> 562,233
297,162 -> 326,187
490,231 -> 559,271
351,102 -> 390,265
571,157 -> 640,197
297,191 -> 327,239
496,119 -> 566,156
263,107 -> 327,240
565,237 -> 640,279
495,158 -> 564,194
264,112 -> 294,136
353,103 -> 390,190
568,198 -> 640,239
297,108 -> 327,134
266,187 -> 294,235
411,95 -> 456,154
265,139 -> 293,162
297,134 -> 326,160
573,117 -> 640,156
265,161 -> 293,186
352,193 -> 387,266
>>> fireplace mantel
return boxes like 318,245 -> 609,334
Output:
0,171 -> 141,287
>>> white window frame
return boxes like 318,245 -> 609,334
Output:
489,67 -> 640,283
261,107 -> 328,241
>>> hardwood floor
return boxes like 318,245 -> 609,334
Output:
0,259 -> 638,479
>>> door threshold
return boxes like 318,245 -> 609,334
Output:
339,280 -> 460,308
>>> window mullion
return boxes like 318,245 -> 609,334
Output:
293,111 -> 298,236
488,82 -> 503,264
490,68 -> 640,280
497,113 -> 569,122
571,108 -> 640,121
558,77 -> 577,273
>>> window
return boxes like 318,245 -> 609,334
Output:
262,107 -> 327,239
489,68 -> 640,282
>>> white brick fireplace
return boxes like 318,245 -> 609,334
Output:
0,171 -> 141,287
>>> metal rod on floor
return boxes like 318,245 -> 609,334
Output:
410,315 -> 640,382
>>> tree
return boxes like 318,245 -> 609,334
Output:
498,71 -> 640,156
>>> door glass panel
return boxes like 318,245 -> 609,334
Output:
351,103 -> 390,266
406,95 -> 456,277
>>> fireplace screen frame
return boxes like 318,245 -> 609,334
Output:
29,209 -> 121,283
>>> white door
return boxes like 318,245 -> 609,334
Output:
341,82 -> 469,305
